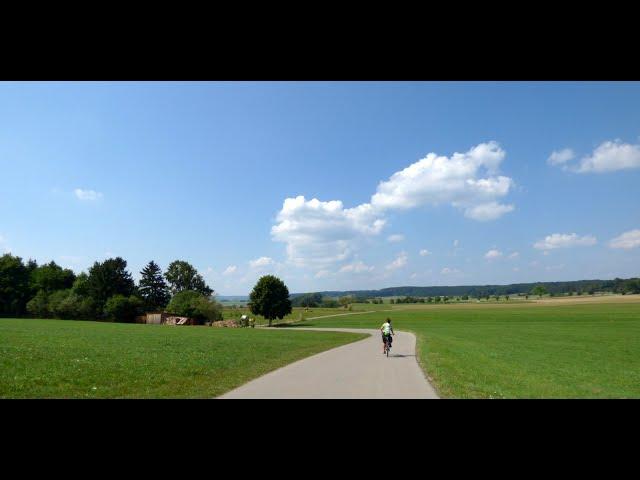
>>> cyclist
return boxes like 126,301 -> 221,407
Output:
380,318 -> 394,354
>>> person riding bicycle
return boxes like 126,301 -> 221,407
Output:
381,318 -> 394,354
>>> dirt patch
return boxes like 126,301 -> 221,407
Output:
212,319 -> 240,328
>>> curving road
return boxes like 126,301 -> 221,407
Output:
218,328 -> 439,399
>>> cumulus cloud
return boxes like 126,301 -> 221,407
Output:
576,140 -> 640,173
547,148 -> 575,166
534,233 -> 597,250
339,261 -> 374,273
609,229 -> 640,249
314,270 -> 331,278
386,252 -> 408,271
271,196 -> 385,268
387,234 -> 404,243
508,252 -> 520,259
485,249 -> 503,260
371,141 -> 514,218
249,256 -> 275,268
272,142 -> 515,268
223,265 -> 237,275
464,201 -> 514,221
74,188 -> 103,201
419,249 -> 431,256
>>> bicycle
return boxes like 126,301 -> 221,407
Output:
383,334 -> 392,357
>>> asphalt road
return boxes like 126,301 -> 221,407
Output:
219,328 -> 439,399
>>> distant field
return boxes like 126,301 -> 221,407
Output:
221,305 -> 379,324
291,295 -> 640,398
0,318 -> 365,398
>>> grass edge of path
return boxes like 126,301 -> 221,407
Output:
1,318 -> 370,399
215,328 -> 369,398
280,318 -> 445,398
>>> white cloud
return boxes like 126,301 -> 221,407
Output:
441,267 -> 460,275
484,249 -> 503,260
271,196 -> 385,268
249,256 -> 275,268
271,142 -> 515,268
576,140 -> 640,173
419,249 -> 431,256
508,252 -> 520,259
386,252 -> 408,271
609,229 -> 640,250
534,233 -> 597,250
371,141 -> 514,220
464,201 -> 514,221
410,273 -> 418,279
74,188 -> 103,201
387,234 -> 404,243
453,240 -> 459,248
513,267 -> 520,272
223,265 -> 237,275
339,261 -> 374,273
547,148 -> 575,166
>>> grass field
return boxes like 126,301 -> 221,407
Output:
221,305 -> 382,324
0,318 -> 365,398
291,296 -> 640,398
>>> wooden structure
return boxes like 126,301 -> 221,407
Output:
135,312 -> 196,326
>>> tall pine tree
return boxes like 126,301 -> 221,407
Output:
138,261 -> 170,311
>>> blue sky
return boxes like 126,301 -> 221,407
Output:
1,81 -> 639,295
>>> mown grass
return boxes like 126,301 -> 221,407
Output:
0,318 -> 365,398
292,298 -> 640,398
221,306 -> 374,324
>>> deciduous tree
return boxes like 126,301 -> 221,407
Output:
248,275 -> 292,327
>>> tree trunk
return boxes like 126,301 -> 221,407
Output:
268,318 -> 272,327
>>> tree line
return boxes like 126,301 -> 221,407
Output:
291,277 -> 640,300
290,293 -> 367,308
0,253 -> 222,323
0,253 -> 295,327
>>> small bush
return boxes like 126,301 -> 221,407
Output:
166,290 -> 223,322
27,290 -> 50,317
104,295 -> 144,323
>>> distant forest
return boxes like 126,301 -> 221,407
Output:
291,277 -> 640,303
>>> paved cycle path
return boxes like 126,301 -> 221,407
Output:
219,328 -> 439,399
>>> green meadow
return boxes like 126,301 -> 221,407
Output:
291,297 -> 640,398
0,318 -> 365,398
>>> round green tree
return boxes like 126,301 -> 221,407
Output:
164,260 -> 213,297
531,285 -> 548,298
248,275 -> 292,327
166,290 -> 222,323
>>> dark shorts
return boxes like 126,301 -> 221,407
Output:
382,333 -> 392,346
